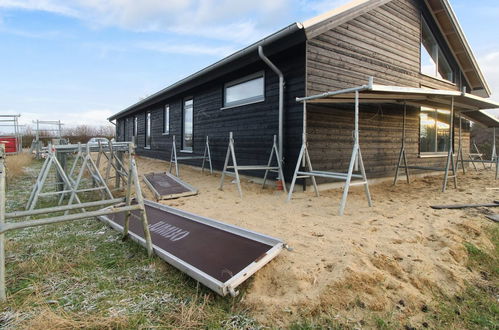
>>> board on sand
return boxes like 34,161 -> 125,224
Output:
486,214 -> 499,223
99,200 -> 284,297
431,201 -> 499,210
143,172 -> 197,201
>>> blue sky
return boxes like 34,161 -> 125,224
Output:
0,0 -> 498,128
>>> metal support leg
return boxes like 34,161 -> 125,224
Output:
286,143 -> 306,202
393,103 -> 410,185
0,145 -> 6,301
262,137 -> 276,190
339,146 -> 359,216
130,158 -> 153,257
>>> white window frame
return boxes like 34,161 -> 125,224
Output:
163,105 -> 170,135
182,98 -> 193,152
419,107 -> 452,156
223,71 -> 265,109
145,111 -> 151,149
133,116 -> 138,136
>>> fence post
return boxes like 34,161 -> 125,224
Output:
0,144 -> 7,301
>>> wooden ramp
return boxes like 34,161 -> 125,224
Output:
143,172 -> 197,201
99,200 -> 284,297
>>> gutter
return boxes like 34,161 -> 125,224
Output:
258,45 -> 285,165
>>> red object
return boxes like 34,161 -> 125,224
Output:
0,136 -> 18,153
276,179 -> 284,191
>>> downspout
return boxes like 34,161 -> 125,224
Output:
258,46 -> 284,165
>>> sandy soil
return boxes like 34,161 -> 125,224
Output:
124,155 -> 497,326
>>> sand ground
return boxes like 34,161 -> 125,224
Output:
116,155 -> 498,326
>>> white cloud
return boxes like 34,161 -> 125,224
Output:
137,41 -> 237,57
0,0 -> 291,43
0,0 -> 78,17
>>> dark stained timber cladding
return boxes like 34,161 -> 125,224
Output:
116,44 -> 306,181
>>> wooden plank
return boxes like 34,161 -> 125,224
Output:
431,202 -> 499,210
486,214 -> 499,223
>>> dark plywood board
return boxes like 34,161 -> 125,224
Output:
108,205 -> 273,283
143,172 -> 197,200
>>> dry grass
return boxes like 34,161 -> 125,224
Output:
20,307 -> 129,329
5,152 -> 32,182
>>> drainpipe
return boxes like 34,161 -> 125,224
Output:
258,46 -> 284,165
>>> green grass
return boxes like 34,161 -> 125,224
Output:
429,227 -> 499,330
0,159 -> 260,329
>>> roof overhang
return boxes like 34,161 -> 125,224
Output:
424,0 -> 491,97
297,82 -> 499,127
302,0 -> 492,98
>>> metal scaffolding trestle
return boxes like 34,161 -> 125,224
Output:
455,125 -> 498,179
288,90 -> 372,216
393,97 -> 458,192
30,120 -> 64,159
169,135 -> 213,177
219,132 -> 287,198
0,142 -> 153,302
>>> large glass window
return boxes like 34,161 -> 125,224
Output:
163,105 -> 170,135
421,18 -> 453,82
145,111 -> 151,148
182,98 -> 193,151
420,107 -> 451,154
224,72 -> 264,107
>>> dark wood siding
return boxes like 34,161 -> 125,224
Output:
305,0 -> 471,179
307,103 -> 470,179
117,44 -> 306,180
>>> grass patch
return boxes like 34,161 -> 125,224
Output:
1,158 -> 259,328
4,152 -> 33,183
429,226 -> 499,330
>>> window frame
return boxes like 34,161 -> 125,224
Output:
222,71 -> 265,109
182,97 -> 193,153
133,116 -> 138,137
419,107 -> 452,157
145,111 -> 151,149
420,17 -> 454,84
163,104 -> 170,135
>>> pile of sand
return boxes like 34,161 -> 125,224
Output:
122,156 -> 498,326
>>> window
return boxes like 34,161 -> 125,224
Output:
133,116 -> 138,137
163,105 -> 170,135
224,72 -> 264,108
421,18 -> 453,82
145,112 -> 151,148
420,107 -> 451,154
182,98 -> 193,151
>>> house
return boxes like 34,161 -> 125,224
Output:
109,0 -> 499,185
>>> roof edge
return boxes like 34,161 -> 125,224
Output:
439,0 -> 492,97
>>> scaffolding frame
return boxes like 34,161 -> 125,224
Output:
0,142 -> 153,301
0,115 -> 22,154
169,135 -> 212,177
219,132 -> 286,198
456,124 -> 498,180
31,120 -> 63,159
288,89 -> 373,216
393,97 -> 458,192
